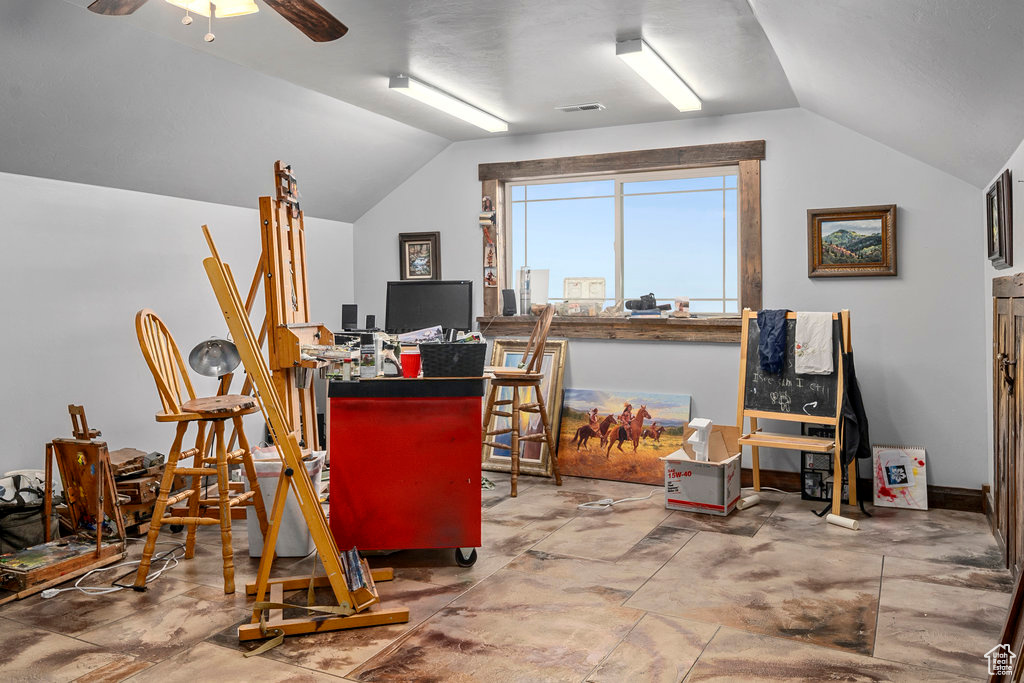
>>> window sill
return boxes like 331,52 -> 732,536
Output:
477,315 -> 742,343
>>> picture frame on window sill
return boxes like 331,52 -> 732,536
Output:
399,231 -> 441,280
807,204 -> 897,278
987,170 -> 1013,269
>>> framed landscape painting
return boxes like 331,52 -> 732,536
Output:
481,339 -> 567,477
399,231 -> 441,280
807,205 -> 897,278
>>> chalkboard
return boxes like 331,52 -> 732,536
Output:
742,315 -> 842,421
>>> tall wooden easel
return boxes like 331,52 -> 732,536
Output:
202,226 -> 408,645
230,161 -> 328,452
736,309 -> 857,519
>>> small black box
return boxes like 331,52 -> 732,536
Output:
501,289 -> 516,316
342,304 -> 357,330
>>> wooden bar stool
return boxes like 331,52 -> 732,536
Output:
132,309 -> 269,594
482,305 -> 561,497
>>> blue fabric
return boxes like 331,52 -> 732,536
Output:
757,309 -> 790,374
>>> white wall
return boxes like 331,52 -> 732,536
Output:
983,136 -> 1024,489
354,107 -> 985,488
0,171 -> 353,473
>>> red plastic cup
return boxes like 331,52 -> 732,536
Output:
401,350 -> 421,378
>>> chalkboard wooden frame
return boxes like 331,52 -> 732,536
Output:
737,313 -> 844,425
735,309 -> 856,518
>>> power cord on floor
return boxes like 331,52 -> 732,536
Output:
743,486 -> 790,494
577,490 -> 657,510
40,540 -> 185,598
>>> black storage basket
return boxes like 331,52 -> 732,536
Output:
418,343 -> 487,377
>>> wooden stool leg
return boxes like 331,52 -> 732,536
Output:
214,420 -> 235,594
135,422 -> 188,588
235,415 -> 268,537
510,386 -> 520,497
533,384 -> 561,486
481,384 -> 498,446
184,422 -> 208,559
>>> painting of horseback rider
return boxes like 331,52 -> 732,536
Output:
556,388 -> 692,485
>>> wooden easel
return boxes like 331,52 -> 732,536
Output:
171,162 -> 326,525
202,225 -> 408,644
229,161 -> 328,452
736,309 -> 857,519
0,406 -> 126,606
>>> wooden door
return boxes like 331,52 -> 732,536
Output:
1014,298 -> 1024,575
995,296 -> 1014,568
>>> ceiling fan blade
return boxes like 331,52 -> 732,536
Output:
262,0 -> 349,42
86,0 -> 149,15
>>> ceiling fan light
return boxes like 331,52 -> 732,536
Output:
213,0 -> 259,17
389,75 -> 508,133
616,38 -> 701,112
164,0 -> 258,18
165,0 -> 212,18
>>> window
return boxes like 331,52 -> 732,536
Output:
508,167 -> 739,313
478,140 -> 763,341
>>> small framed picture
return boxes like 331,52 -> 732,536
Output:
399,231 -> 441,280
987,169 -> 1013,269
807,205 -> 897,277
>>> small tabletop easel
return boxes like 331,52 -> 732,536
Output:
736,309 -> 864,525
202,226 -> 408,645
0,406 -> 126,606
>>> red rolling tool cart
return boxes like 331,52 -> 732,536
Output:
327,377 -> 483,566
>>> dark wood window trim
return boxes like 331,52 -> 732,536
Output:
477,315 -> 742,343
478,140 -> 764,343
478,140 -> 765,181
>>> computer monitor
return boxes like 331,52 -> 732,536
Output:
385,280 -> 473,334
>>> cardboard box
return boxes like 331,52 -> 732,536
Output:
661,428 -> 741,516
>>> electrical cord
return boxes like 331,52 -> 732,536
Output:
40,540 -> 185,598
574,485 -> 792,513
577,490 -> 657,510
742,486 -> 790,494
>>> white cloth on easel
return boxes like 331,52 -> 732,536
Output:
795,312 -> 833,374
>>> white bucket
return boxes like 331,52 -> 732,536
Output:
246,448 -> 325,557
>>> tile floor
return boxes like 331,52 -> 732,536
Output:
0,473 -> 1012,682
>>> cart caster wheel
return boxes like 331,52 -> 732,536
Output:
455,548 -> 477,567
169,524 -> 184,533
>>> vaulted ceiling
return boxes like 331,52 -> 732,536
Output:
2,0 -> 1023,222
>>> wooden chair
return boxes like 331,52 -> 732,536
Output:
481,305 -> 562,497
133,309 -> 269,594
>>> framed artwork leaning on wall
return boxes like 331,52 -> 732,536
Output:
399,231 -> 441,280
807,204 -> 897,278
481,339 -> 567,477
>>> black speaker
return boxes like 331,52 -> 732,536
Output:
501,289 -> 516,316
342,304 -> 357,331
365,314 -> 376,330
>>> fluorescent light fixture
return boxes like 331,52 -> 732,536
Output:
389,75 -> 508,133
165,1 -> 258,18
616,38 -> 701,112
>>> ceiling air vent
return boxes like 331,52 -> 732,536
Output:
555,102 -> 606,113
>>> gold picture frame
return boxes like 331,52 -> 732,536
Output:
481,339 -> 567,477
807,204 -> 897,278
